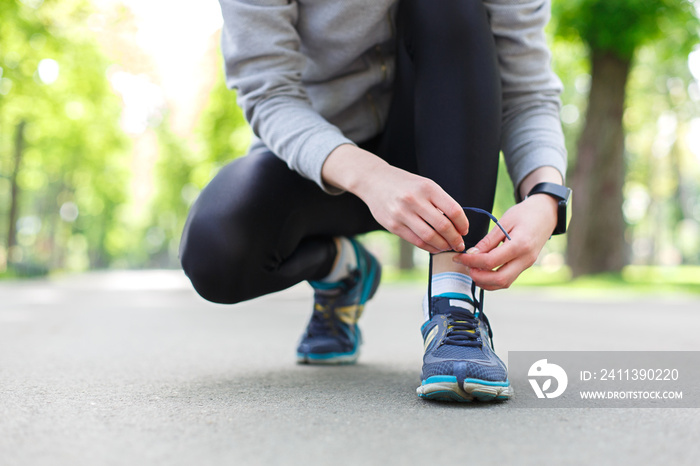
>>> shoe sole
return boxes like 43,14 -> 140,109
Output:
416,376 -> 513,402
296,350 -> 360,365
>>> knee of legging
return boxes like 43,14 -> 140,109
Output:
179,213 -> 253,305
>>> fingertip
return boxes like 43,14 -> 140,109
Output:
474,240 -> 488,252
452,254 -> 466,264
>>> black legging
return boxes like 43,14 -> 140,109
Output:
180,0 -> 501,304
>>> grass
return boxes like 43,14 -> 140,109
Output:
519,265 -> 700,296
382,265 -> 700,297
2,262 -> 699,297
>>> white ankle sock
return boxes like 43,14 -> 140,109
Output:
422,272 -> 474,321
319,237 -> 357,283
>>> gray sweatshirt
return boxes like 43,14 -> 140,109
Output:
220,0 -> 566,194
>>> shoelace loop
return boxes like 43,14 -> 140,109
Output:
461,207 -> 511,243
307,305 -> 336,336
443,309 -> 481,347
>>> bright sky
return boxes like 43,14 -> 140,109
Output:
116,0 -> 223,94
96,0 -> 224,134
87,0 -> 225,217
100,0 -> 700,165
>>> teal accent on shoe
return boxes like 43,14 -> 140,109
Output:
464,378 -> 511,387
309,279 -> 345,290
422,375 -> 458,385
361,266 -> 378,303
299,349 -> 357,360
434,292 -> 471,300
350,238 -> 378,304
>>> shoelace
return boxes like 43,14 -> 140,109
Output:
428,207 -> 509,348
443,309 -> 481,347
308,281 -> 361,338
460,207 -> 511,243
307,304 -> 337,336
307,269 -> 360,336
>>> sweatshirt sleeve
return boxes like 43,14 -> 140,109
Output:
483,0 -> 567,197
219,0 -> 353,193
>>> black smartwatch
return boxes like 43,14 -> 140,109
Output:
526,182 -> 572,235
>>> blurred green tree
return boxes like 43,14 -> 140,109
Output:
553,0 -> 699,276
146,64 -> 250,267
0,0 -> 129,274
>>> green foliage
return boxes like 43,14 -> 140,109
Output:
552,0 -> 700,270
2,0 -> 700,277
553,0 -> 699,60
144,67 -> 251,267
623,46 -> 700,265
1,0 -> 130,272
196,73 -> 251,167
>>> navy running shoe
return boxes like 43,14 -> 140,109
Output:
416,289 -> 513,402
296,238 -> 381,364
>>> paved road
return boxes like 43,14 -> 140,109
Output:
1,271 -> 699,465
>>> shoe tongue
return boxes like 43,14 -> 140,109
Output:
431,296 -> 476,316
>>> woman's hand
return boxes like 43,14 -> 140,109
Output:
357,164 -> 470,253
322,145 -> 468,254
451,194 -> 558,290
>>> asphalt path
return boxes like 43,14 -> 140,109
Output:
1,270 -> 699,465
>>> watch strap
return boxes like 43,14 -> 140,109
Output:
527,182 -> 570,201
526,182 -> 572,235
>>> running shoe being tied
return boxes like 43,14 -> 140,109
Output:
296,237 -> 381,365
416,282 -> 513,402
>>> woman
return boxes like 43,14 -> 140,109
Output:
180,0 -> 570,402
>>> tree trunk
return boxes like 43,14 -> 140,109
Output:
567,50 -> 631,277
7,120 -> 26,257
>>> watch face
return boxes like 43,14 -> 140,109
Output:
566,189 -> 572,233
555,190 -> 572,235
557,199 -> 567,235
